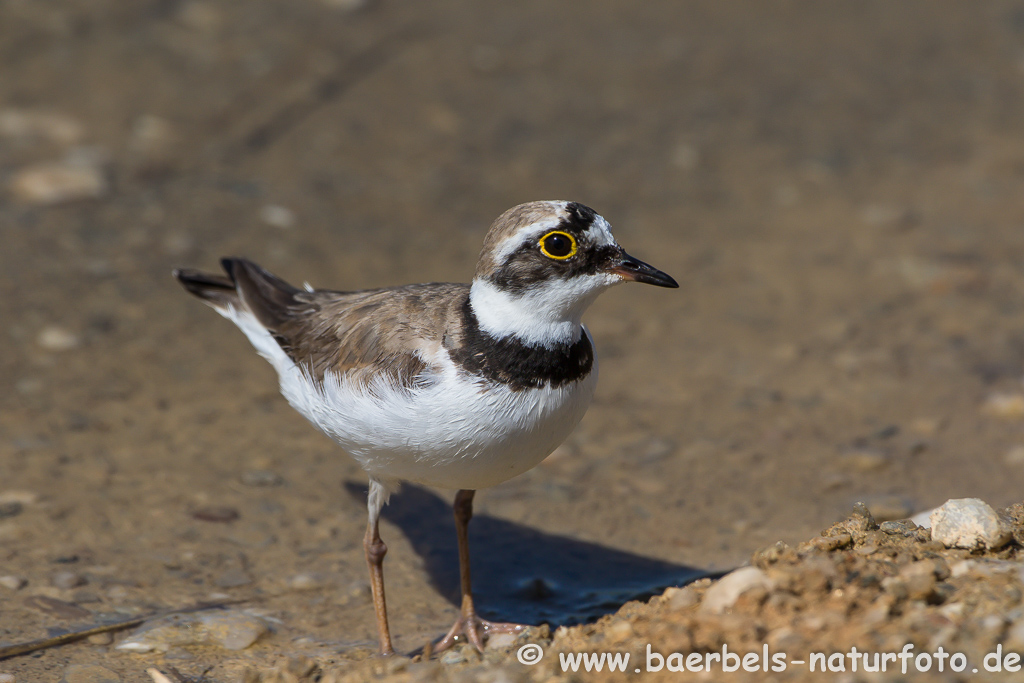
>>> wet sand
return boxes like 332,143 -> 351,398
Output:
3,1 -> 1024,681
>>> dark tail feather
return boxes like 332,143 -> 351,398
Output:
220,257 -> 304,329
173,267 -> 240,310
173,258 -> 304,326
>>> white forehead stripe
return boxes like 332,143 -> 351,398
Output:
491,202 -> 616,267
491,212 -> 563,266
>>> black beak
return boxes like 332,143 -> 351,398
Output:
609,251 -> 679,288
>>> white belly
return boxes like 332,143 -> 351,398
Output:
222,305 -> 597,490
283,356 -> 597,490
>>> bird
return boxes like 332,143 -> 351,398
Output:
173,200 -> 677,656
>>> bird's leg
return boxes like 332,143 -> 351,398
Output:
364,481 -> 395,656
431,489 -> 528,654
364,517 -> 394,655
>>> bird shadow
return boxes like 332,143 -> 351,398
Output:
344,482 -> 714,627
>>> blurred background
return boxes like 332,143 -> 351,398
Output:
4,0 -> 1024,676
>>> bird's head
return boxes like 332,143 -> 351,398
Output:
469,200 -> 677,347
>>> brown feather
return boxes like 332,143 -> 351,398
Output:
177,258 -> 470,388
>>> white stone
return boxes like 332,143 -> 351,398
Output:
130,115 -> 174,156
700,566 -> 771,614
982,393 -> 1024,419
11,156 -> 107,205
259,204 -> 295,229
929,498 -> 1011,550
485,632 -> 517,650
146,670 -> 175,683
0,575 -> 27,590
287,573 -> 324,590
1005,445 -> 1024,466
116,610 -> 268,652
37,326 -> 80,352
0,490 -> 39,506
663,585 -> 699,610
0,109 -> 83,145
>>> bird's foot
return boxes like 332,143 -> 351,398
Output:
430,613 -> 527,654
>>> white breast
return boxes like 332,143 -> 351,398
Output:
220,305 -> 597,490
290,347 -> 597,490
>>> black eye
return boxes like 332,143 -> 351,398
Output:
539,231 -> 577,260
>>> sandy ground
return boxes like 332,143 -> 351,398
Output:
4,1 -> 1024,681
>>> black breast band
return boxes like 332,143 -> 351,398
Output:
449,297 -> 594,391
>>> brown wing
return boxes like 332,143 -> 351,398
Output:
177,258 -> 468,388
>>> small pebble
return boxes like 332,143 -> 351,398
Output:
930,498 -> 1011,550
880,520 -> 917,537
87,632 -> 114,646
128,115 -> 177,174
838,449 -> 889,473
214,569 -> 252,588
663,585 -> 699,610
0,490 -> 40,506
11,156 -> 108,205
1005,445 -> 1024,466
15,378 -> 43,395
861,595 -> 894,626
282,657 -> 319,678
899,562 -> 938,601
982,393 -> 1024,419
606,620 -> 634,643
910,417 -> 940,435
259,205 -> 295,229
25,595 -> 92,619
240,470 -> 283,487
117,610 -> 269,652
0,575 -> 27,590
191,506 -> 239,523
700,566 -> 771,614
107,585 -> 129,600
37,326 -> 81,352
950,558 -> 1016,578
0,109 -> 84,144
0,673 -> 14,683
72,590 -> 101,603
485,632 -> 517,650
287,573 -> 325,590
804,533 -> 852,552
52,571 -> 86,589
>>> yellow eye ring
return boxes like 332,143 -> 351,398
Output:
538,230 -> 578,260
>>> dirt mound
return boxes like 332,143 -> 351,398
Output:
239,500 -> 1024,682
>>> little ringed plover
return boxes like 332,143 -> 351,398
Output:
173,200 -> 677,655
